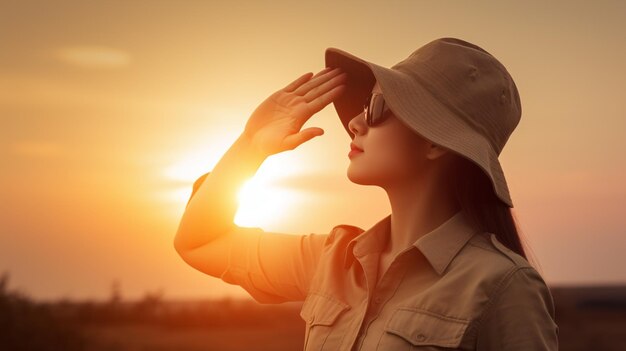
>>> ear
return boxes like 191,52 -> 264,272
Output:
425,143 -> 450,161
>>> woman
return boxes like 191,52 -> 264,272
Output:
174,38 -> 559,350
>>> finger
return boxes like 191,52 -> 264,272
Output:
310,66 -> 335,79
295,68 -> 341,95
283,72 -> 314,93
304,72 -> 347,103
282,67 -> 333,93
292,67 -> 342,96
305,84 -> 347,115
280,127 -> 324,151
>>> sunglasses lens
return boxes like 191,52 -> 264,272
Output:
364,93 -> 387,126
364,95 -> 372,125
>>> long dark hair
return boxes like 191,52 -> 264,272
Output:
452,156 -> 530,262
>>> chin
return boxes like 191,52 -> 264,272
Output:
346,166 -> 380,186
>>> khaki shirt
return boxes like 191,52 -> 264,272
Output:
222,212 -> 558,350
191,174 -> 559,350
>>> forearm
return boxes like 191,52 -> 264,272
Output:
174,133 -> 267,251
174,67 -> 344,252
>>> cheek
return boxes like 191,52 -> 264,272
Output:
348,134 -> 425,183
377,126 -> 425,161
379,141 -> 424,176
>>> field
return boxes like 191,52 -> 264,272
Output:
2,278 -> 626,351
552,285 -> 626,351
82,324 -> 304,351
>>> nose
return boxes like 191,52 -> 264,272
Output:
348,111 -> 367,137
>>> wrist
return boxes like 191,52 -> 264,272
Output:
235,133 -> 267,164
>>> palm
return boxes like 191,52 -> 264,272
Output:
243,67 -> 347,156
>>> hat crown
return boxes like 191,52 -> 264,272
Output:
392,38 -> 521,155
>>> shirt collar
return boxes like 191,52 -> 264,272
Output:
343,210 -> 479,275
413,210 -> 479,275
343,215 -> 391,269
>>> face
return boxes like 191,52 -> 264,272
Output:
346,82 -> 450,188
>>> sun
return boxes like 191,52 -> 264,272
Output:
234,174 -> 300,229
162,135 -> 307,230
233,153 -> 306,229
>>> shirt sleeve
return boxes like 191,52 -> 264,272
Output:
476,267 -> 560,350
220,227 -> 328,304
186,172 -> 328,304
185,172 -> 211,208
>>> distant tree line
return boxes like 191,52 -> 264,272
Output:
0,272 -> 304,350
53,290 -> 304,330
0,272 -> 86,351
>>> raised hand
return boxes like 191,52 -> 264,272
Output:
242,67 -> 347,157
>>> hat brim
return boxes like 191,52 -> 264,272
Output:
324,47 -> 514,208
325,47 -> 376,138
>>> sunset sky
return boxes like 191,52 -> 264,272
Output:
1,0 -> 625,301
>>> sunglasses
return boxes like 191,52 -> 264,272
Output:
363,93 -> 392,127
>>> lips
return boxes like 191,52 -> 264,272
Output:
350,142 -> 364,152
348,142 -> 364,159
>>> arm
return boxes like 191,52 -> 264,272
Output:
476,267 -> 559,350
173,67 -> 347,280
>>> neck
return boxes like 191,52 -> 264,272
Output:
383,173 -> 460,257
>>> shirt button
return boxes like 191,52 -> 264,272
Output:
416,333 -> 426,342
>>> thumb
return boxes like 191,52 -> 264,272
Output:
281,127 -> 324,151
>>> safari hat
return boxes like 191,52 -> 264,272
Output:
325,37 -> 521,208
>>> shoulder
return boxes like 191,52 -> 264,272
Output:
472,237 -> 558,346
464,232 -> 534,270
453,232 -> 548,291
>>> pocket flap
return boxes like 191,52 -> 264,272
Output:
300,292 -> 350,326
385,308 -> 469,347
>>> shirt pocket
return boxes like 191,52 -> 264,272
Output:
381,307 -> 470,350
299,292 -> 351,350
